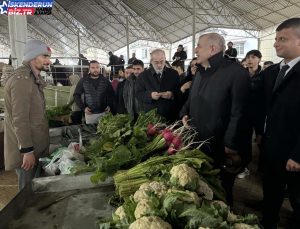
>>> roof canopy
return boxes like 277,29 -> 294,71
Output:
1,0 -> 300,55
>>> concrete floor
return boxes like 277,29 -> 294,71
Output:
233,143 -> 293,229
0,144 -> 294,228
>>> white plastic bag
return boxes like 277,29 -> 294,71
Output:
43,142 -> 85,176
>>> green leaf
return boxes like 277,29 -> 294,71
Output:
90,171 -> 107,184
102,142 -> 114,152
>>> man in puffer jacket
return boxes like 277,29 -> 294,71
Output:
74,60 -> 115,124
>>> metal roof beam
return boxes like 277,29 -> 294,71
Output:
54,1 -> 109,50
120,0 -> 171,44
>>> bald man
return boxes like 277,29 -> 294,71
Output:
180,33 -> 250,205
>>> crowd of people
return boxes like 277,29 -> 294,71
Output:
2,17 -> 300,229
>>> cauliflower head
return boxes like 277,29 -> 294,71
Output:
197,179 -> 214,200
227,211 -> 238,222
211,200 -> 228,211
170,164 -> 200,191
134,181 -> 167,203
113,206 -> 127,221
134,199 -> 155,219
233,223 -> 260,229
129,216 -> 172,229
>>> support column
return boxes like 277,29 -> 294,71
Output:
77,30 -> 81,57
8,15 -> 27,68
78,30 -> 82,76
169,45 -> 172,62
126,16 -> 129,64
192,0 -> 196,57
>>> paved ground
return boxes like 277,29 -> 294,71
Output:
0,143 -> 294,228
233,143 -> 293,229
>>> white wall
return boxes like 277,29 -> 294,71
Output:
114,40 -> 171,67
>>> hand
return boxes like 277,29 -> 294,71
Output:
224,146 -> 238,155
105,106 -> 110,113
84,107 -> 92,114
256,135 -> 263,145
21,152 -> 36,171
151,92 -> 161,100
181,81 -> 192,93
286,159 -> 300,172
160,91 -> 173,99
182,115 -> 189,127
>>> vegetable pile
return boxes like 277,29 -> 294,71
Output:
99,161 -> 260,228
71,109 -> 259,229
73,110 -> 199,183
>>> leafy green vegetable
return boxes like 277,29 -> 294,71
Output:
46,105 -> 71,120
46,105 -> 71,127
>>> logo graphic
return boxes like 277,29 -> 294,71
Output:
0,1 -> 8,14
0,0 -> 53,15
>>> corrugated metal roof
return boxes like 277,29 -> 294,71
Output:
1,0 -> 300,55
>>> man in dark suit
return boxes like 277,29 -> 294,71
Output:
180,33 -> 249,205
135,49 -> 180,122
260,18 -> 300,229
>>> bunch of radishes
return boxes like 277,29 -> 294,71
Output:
147,122 -> 196,156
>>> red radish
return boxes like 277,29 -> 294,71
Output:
162,131 -> 174,142
162,128 -> 171,133
165,139 -> 172,147
147,123 -> 157,136
168,146 -> 176,155
147,127 -> 157,136
172,135 -> 182,150
147,123 -> 154,129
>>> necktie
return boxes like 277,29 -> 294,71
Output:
273,65 -> 289,91
156,73 -> 162,82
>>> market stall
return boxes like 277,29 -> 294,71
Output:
0,110 -> 260,229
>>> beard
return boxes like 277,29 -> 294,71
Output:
90,71 -> 100,77
41,65 -> 50,72
152,66 -> 163,74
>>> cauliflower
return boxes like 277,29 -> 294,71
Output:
227,211 -> 238,222
134,199 -> 154,219
134,181 -> 167,203
197,179 -> 214,200
113,206 -> 127,220
233,223 -> 259,229
129,216 -> 172,229
211,200 -> 228,209
170,164 -> 200,191
211,200 -> 228,210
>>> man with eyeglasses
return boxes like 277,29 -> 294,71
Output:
135,49 -> 180,122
